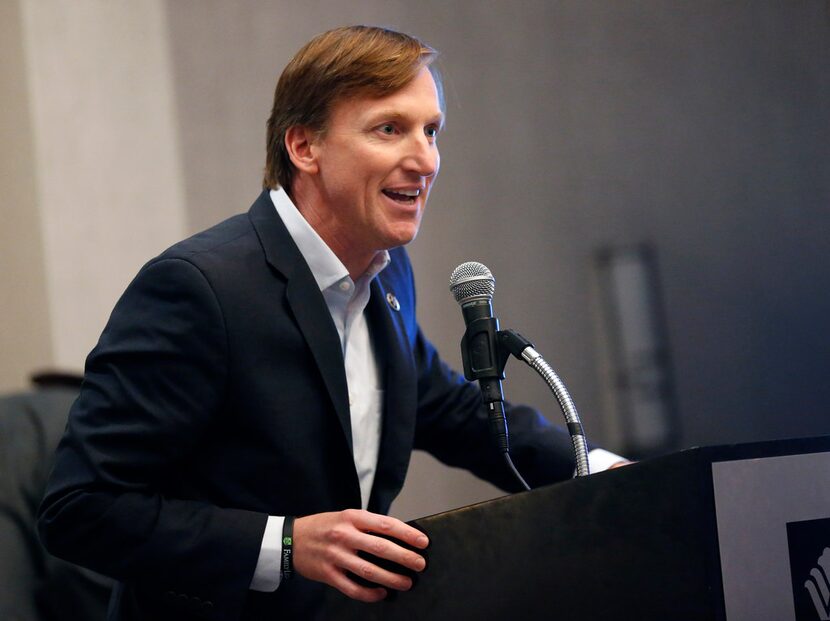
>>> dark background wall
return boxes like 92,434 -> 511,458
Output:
4,1 -> 827,518
161,2 -> 830,515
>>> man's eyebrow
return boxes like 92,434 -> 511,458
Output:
366,109 -> 445,127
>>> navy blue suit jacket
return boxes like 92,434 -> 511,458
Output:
38,191 -> 577,620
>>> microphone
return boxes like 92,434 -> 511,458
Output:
450,262 -> 591,481
449,262 -> 510,453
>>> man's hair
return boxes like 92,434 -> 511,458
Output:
263,25 -> 442,192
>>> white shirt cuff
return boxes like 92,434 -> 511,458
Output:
249,515 -> 284,592
588,448 -> 628,473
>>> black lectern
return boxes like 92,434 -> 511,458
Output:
326,436 -> 830,620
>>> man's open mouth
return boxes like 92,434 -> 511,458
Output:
382,189 -> 420,204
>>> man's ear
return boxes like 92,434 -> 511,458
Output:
284,126 -> 319,175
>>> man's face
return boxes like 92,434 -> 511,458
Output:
308,67 -> 443,255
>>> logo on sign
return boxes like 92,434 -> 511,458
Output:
805,548 -> 830,620
787,518 -> 830,620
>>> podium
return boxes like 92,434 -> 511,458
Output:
327,436 -> 830,620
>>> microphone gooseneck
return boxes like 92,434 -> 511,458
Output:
500,330 -> 590,478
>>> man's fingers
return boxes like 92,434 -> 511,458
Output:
345,509 -> 429,549
329,570 -> 388,603
336,548 -> 414,591
351,530 -> 427,574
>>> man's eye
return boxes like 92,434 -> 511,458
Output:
425,126 -> 439,139
379,124 -> 395,135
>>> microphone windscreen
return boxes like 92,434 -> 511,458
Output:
449,261 -> 495,305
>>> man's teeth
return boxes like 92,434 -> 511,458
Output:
385,189 -> 420,198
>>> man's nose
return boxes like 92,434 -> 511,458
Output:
403,134 -> 439,178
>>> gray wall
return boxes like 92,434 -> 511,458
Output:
0,0 -> 52,390
4,1 -> 829,518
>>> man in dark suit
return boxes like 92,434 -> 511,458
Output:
38,26 -> 620,620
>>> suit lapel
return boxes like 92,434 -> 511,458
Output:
248,191 -> 353,453
366,275 -> 418,512
249,191 -> 419,511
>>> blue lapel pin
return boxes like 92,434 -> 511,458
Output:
386,292 -> 401,312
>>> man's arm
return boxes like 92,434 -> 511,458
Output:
38,256 -> 427,613
37,258 -> 266,619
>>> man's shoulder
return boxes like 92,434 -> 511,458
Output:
158,212 -> 255,265
147,192 -> 274,275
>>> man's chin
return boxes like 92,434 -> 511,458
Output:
386,230 -> 420,249
377,221 -> 421,250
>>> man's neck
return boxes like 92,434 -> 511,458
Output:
288,181 -> 377,281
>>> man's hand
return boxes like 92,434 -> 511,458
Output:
293,509 -> 429,602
